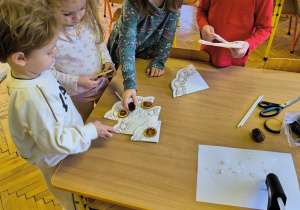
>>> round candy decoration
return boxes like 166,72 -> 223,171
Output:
118,110 -> 128,118
143,127 -> 157,138
141,101 -> 153,109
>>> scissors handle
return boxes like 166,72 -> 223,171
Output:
258,101 -> 280,108
259,107 -> 283,117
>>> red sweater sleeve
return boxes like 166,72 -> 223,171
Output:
245,0 -> 273,54
196,0 -> 211,33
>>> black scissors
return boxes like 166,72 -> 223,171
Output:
258,96 -> 300,117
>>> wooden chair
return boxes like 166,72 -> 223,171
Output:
280,0 -> 298,53
265,0 -> 298,59
183,0 -> 198,8
290,0 -> 300,52
169,48 -> 210,62
263,58 -> 300,72
103,0 -> 123,33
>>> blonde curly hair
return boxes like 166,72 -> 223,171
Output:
0,0 -> 60,63
45,0 -> 105,44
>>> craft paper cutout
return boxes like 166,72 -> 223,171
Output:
113,106 -> 161,135
104,96 -> 155,121
198,39 -> 244,49
131,121 -> 161,143
171,64 -> 209,98
196,145 -> 300,210
211,33 -> 227,43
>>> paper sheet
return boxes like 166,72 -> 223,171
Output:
198,39 -> 244,49
196,145 -> 300,210
171,64 -> 209,98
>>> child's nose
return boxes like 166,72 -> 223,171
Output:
73,13 -> 81,21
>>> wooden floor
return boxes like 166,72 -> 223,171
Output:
1,3 -> 300,210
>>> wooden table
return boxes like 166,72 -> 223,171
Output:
52,55 -> 300,210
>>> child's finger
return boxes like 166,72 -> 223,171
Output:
107,126 -> 116,133
105,131 -> 113,138
122,97 -> 129,110
149,68 -> 155,77
158,69 -> 164,76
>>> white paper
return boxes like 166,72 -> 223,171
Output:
171,64 -> 209,98
104,96 -> 155,121
196,145 -> 300,210
198,39 -> 244,49
212,33 -> 228,43
114,106 -> 161,135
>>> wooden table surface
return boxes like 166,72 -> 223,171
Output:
52,57 -> 300,210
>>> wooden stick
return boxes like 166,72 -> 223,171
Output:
237,95 -> 264,127
97,69 -> 113,77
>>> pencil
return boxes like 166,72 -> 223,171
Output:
237,95 -> 264,127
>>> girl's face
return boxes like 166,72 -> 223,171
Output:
56,0 -> 86,26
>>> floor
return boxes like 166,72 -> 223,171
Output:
1,2 -> 300,210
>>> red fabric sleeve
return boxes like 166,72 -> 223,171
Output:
196,0 -> 211,33
246,0 -> 273,54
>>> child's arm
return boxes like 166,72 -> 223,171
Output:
98,42 -> 116,78
196,0 -> 211,34
33,121 -> 115,155
99,42 -> 113,65
49,62 -> 78,88
50,63 -> 101,90
116,1 -> 139,110
93,121 -> 116,140
244,0 -> 272,55
146,12 -> 180,75
77,75 -> 101,89
117,1 -> 138,91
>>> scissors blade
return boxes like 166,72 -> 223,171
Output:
280,96 -> 300,107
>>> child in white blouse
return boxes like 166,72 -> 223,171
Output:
46,0 -> 116,122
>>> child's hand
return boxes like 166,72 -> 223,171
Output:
122,89 -> 137,110
229,41 -> 250,58
146,67 -> 164,78
93,121 -> 116,140
201,25 -> 215,42
77,75 -> 99,89
103,62 -> 116,78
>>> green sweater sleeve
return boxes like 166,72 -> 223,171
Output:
147,13 -> 179,71
118,1 -> 139,90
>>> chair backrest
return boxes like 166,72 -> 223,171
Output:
183,0 -> 198,7
183,0 -> 198,3
296,0 -> 300,16
109,0 -> 123,4
280,0 -> 297,15
169,48 -> 210,62
263,58 -> 300,72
